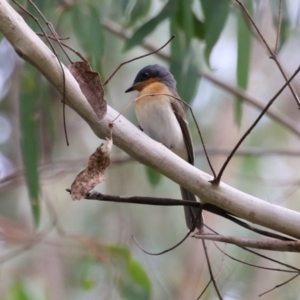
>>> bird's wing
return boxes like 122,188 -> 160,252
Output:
170,98 -> 194,165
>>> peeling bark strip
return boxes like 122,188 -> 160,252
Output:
68,61 -> 107,119
70,139 -> 112,200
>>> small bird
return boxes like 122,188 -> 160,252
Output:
125,64 -> 202,231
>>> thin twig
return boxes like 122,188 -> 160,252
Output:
259,273 -> 300,297
213,242 -> 297,273
132,208 -> 202,255
132,230 -> 191,256
212,208 -> 293,241
28,0 -> 72,63
110,100 -> 134,124
206,225 -> 300,272
202,240 -> 223,299
103,35 -> 175,86
241,246 -> 300,272
213,65 -> 300,183
36,33 -> 87,62
132,205 -> 202,256
236,0 -> 300,107
194,234 -> 300,252
197,279 -> 212,300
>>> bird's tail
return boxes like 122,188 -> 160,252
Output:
180,187 -> 203,231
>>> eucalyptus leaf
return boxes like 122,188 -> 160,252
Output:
122,259 -> 151,300
124,0 -> 178,51
200,0 -> 231,64
127,0 -> 152,27
106,245 -> 151,300
71,4 -> 105,61
20,66 -> 40,226
270,0 -> 290,52
236,0 -> 252,126
25,0 -> 58,29
170,19 -> 200,105
116,0 -> 130,14
176,0 -> 194,47
193,14 -> 205,40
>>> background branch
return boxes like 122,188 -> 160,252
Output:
194,235 -> 300,252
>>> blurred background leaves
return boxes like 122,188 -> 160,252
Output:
1,0 -> 300,299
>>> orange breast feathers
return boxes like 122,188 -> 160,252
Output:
135,80 -> 172,105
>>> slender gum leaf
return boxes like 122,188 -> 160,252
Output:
123,259 -> 151,300
176,0 -> 194,47
127,0 -> 152,27
20,66 -> 40,226
106,245 -> 151,300
200,0 -> 231,64
116,0 -> 130,14
71,4 -> 105,61
193,13 -> 205,40
124,0 -> 178,51
236,1 -> 252,126
170,18 -> 200,105
270,0 -> 290,52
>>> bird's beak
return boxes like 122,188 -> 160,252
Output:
125,84 -> 135,93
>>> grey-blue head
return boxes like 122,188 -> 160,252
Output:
125,64 -> 177,93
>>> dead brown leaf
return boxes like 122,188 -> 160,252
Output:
68,61 -> 107,119
70,138 -> 113,200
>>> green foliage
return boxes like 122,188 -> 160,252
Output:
78,258 -> 96,291
145,166 -> 162,186
175,1 -> 205,42
20,65 -> 40,226
200,0 -> 232,64
270,0 -> 290,52
236,0 -> 252,126
107,245 -> 151,300
192,14 -> 205,40
76,245 -> 151,299
7,281 -> 31,300
27,0 -> 58,13
170,18 -> 200,105
22,0 -> 59,30
124,0 -> 178,51
115,0 -> 130,15
70,3 -> 105,66
127,0 -> 152,27
176,0 -> 194,47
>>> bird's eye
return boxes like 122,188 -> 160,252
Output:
142,72 -> 149,79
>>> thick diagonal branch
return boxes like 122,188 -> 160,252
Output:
1,0 -> 300,238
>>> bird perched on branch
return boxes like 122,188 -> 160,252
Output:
125,64 -> 202,231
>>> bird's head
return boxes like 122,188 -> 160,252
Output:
125,64 -> 177,93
